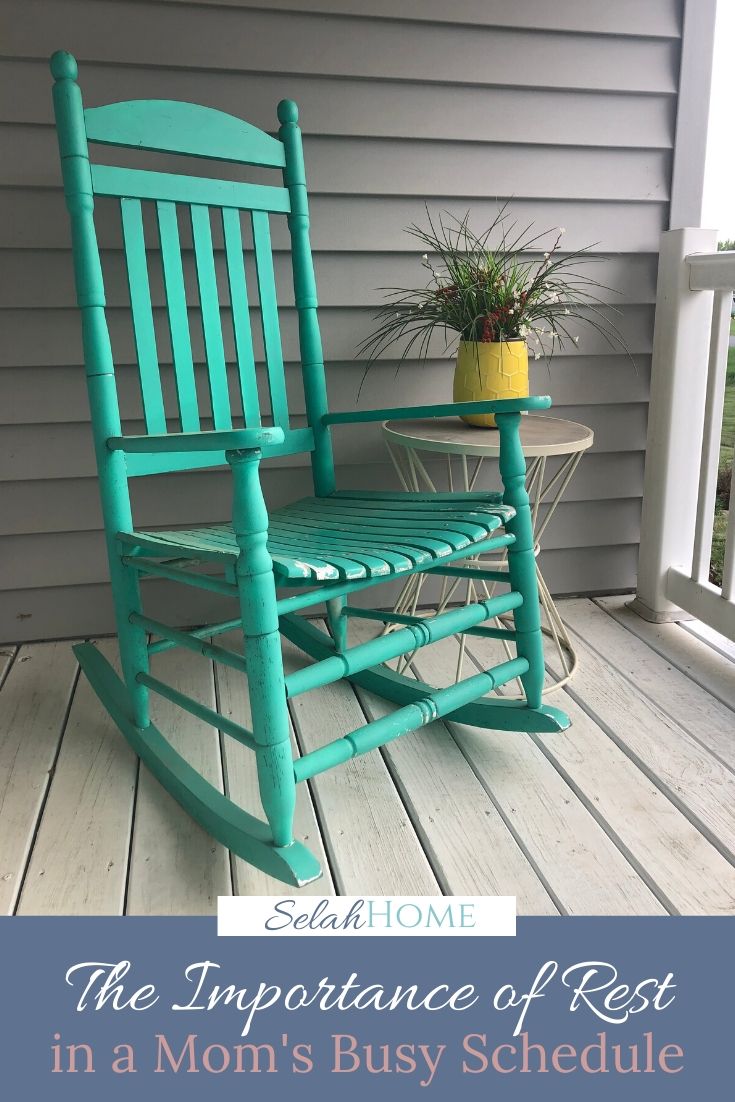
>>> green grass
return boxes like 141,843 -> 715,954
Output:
711,509 -> 728,588
721,348 -> 735,465
711,346 -> 734,585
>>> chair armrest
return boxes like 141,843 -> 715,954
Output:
322,396 -> 551,426
107,427 -> 285,454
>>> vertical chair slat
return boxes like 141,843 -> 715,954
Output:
190,204 -> 232,429
251,209 -> 289,428
120,199 -> 167,433
156,200 -> 199,431
221,207 -> 261,427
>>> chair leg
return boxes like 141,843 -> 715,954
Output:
326,596 -> 348,652
229,449 -> 295,849
498,412 -> 545,709
507,542 -> 544,709
109,542 -> 151,729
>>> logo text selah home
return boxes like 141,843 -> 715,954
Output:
218,897 -> 516,937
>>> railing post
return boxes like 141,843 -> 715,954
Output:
630,227 -> 718,623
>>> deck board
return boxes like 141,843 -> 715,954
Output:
0,641 -> 78,914
596,595 -> 735,712
562,598 -> 735,770
0,645 -> 16,689
284,631 -> 440,895
412,634 -> 665,915
549,630 -> 735,865
348,620 -> 557,910
17,639 -> 137,915
215,631 -> 335,896
125,646 -> 233,915
3,599 -> 734,914
465,630 -> 735,915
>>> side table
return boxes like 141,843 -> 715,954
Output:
381,414 -> 594,696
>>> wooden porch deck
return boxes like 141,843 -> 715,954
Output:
2,596 -> 734,916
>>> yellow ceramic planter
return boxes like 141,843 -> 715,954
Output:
453,340 -> 529,427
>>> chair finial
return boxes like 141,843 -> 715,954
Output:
50,50 -> 78,81
277,99 -> 299,125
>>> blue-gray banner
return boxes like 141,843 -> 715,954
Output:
0,916 -> 729,1098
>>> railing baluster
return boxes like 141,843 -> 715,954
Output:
633,230 -> 735,643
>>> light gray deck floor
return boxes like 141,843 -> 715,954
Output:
1,596 -> 734,916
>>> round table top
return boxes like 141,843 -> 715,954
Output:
382,414 -> 594,458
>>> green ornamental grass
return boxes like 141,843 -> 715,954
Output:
358,205 -> 630,383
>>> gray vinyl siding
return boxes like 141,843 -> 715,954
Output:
0,0 -> 682,641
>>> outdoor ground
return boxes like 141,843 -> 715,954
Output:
1,597 -> 734,915
712,324 -> 735,584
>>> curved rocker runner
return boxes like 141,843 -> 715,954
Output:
50,51 -> 571,888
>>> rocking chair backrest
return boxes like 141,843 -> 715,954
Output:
51,51 -> 335,493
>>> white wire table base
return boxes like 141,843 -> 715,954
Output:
384,442 -> 582,697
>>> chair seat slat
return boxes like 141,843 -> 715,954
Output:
190,205 -> 231,429
251,210 -> 289,428
282,501 -> 505,534
123,493 -> 514,582
156,201 -> 199,432
221,208 -> 261,427
120,198 -> 166,434
91,164 -> 290,213
270,516 -> 470,557
266,522 -> 413,574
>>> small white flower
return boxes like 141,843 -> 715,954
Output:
534,352 -> 541,360
574,335 -> 579,343
543,252 -> 550,259
422,253 -> 428,260
564,307 -> 570,315
559,227 -> 566,234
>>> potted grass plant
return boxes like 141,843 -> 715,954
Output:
358,207 -> 627,427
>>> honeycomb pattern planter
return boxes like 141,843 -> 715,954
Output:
453,340 -> 529,427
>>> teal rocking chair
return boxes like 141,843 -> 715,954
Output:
51,51 -> 570,887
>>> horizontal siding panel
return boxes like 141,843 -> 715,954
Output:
0,60 -> 676,149
0,304 -> 655,368
0,543 -> 640,642
0,403 -> 648,482
0,452 -> 645,537
0,0 -> 674,637
6,125 -> 671,202
1,498 -> 642,590
0,357 -> 652,426
1,580 -> 238,643
4,0 -> 679,93
0,250 -> 660,309
153,0 -> 682,39
0,191 -> 668,252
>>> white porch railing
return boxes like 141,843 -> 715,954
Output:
632,227 -> 735,642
